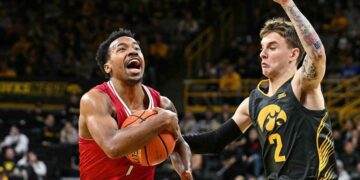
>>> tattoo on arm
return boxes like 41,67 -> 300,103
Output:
286,3 -> 323,57
301,55 -> 317,80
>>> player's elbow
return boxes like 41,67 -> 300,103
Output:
311,49 -> 326,62
104,145 -> 125,159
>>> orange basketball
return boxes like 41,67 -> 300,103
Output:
121,109 -> 176,166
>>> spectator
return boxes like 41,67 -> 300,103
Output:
0,61 -> 16,77
1,125 -> 29,157
64,94 -> 80,125
27,102 -> 46,130
180,110 -> 197,133
337,160 -> 351,180
40,114 -> 59,146
149,34 -> 169,86
60,122 -> 78,145
216,104 -> 233,123
178,12 -> 199,41
219,65 -> 242,105
341,57 -> 359,78
340,141 -> 360,174
17,151 -> 47,180
219,65 -> 242,92
0,147 -> 22,179
191,154 -> 204,179
244,128 -> 262,178
351,163 -> 360,179
192,108 -> 220,132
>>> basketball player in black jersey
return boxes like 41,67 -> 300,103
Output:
184,0 -> 338,179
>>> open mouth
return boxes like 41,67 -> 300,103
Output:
126,59 -> 141,69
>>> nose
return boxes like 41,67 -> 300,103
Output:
128,50 -> 139,57
260,49 -> 267,59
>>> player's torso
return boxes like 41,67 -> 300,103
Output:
79,81 -> 160,179
249,78 -> 337,179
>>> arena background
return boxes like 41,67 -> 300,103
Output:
0,0 -> 359,179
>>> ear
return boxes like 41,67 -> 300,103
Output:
289,48 -> 300,63
104,63 -> 111,74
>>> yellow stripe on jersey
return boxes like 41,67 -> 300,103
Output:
316,112 -> 337,179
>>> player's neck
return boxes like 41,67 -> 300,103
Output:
110,79 -> 145,109
268,70 -> 295,96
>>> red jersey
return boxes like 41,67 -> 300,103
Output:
79,81 -> 161,179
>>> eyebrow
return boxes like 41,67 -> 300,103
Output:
110,41 -> 140,49
117,41 -> 140,46
261,41 -> 278,47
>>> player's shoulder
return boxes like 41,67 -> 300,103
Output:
80,89 -> 111,109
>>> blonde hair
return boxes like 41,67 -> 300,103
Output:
260,17 -> 304,65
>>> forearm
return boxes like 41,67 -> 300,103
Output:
183,119 -> 243,154
103,118 -> 168,158
282,1 -> 325,60
171,136 -> 192,175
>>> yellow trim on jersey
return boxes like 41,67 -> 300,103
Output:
256,77 -> 293,97
316,112 -> 337,179
257,79 -> 270,97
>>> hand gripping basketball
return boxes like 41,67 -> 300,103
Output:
121,109 -> 176,166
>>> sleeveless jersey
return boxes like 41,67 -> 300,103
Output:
249,78 -> 337,179
79,81 -> 161,180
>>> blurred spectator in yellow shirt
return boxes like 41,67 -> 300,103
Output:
219,65 -> 242,105
219,65 -> 242,92
0,62 -> 16,77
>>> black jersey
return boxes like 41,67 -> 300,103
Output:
249,78 -> 337,179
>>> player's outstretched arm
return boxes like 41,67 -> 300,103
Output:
161,96 -> 193,180
275,0 -> 326,89
79,90 -> 178,159
183,98 -> 252,154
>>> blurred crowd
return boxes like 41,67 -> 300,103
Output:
195,0 -> 359,82
0,0 -> 359,179
0,0 -> 229,89
0,94 -> 80,179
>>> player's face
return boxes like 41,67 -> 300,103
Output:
106,36 -> 145,85
260,32 -> 293,78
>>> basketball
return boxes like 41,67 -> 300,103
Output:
121,109 -> 176,166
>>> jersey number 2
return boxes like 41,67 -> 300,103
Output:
268,133 -> 286,162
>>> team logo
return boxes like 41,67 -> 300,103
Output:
257,104 -> 287,132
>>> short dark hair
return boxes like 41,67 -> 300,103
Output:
95,28 -> 135,78
260,18 -> 305,65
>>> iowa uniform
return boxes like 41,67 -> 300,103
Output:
249,78 -> 337,179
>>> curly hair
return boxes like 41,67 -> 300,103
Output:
260,17 -> 305,65
95,28 -> 135,79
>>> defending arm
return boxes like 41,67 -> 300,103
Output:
183,118 -> 242,154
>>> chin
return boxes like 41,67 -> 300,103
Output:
126,77 -> 143,85
262,70 -> 270,78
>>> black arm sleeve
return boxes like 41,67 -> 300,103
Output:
183,118 -> 243,154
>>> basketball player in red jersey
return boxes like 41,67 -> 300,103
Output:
78,28 -> 192,180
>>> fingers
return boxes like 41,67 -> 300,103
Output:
181,170 -> 193,180
152,107 -> 179,139
173,126 -> 181,141
152,107 -> 162,113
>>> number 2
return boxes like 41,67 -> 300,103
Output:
268,133 -> 286,162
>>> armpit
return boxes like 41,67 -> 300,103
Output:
301,55 -> 318,80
